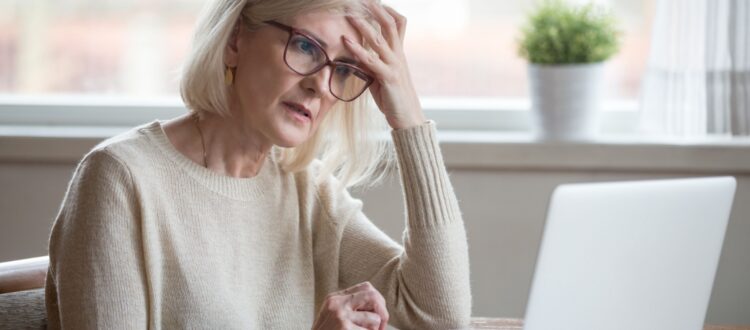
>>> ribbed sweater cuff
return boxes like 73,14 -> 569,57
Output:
391,121 -> 462,229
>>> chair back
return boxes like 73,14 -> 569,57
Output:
0,256 -> 49,329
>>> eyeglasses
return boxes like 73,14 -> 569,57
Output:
263,20 -> 374,102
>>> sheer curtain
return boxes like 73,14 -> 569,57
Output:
640,0 -> 749,137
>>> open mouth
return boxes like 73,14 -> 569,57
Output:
284,102 -> 311,119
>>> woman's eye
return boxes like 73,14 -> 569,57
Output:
298,40 -> 314,53
334,66 -> 353,77
292,37 -> 317,56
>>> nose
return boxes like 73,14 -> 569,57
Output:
300,65 -> 333,99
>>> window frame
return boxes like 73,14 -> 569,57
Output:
0,95 -> 639,134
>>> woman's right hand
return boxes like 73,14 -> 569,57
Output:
312,281 -> 390,330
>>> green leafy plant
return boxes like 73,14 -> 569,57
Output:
518,1 -> 621,64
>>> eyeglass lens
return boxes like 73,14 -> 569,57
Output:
286,33 -> 370,101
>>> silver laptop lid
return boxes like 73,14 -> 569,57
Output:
524,177 -> 736,330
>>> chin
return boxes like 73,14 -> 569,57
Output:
271,115 -> 315,148
274,130 -> 311,148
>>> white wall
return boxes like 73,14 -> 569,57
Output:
1,138 -> 748,324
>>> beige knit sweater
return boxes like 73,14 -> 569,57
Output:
45,120 -> 472,329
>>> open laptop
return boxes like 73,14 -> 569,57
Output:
524,177 -> 737,330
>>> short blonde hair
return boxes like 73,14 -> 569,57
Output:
180,0 -> 393,189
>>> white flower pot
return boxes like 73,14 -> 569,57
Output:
528,62 -> 605,141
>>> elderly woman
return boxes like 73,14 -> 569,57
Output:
45,0 -> 471,329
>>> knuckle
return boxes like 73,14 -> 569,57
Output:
323,297 -> 340,312
324,292 -> 338,302
396,17 -> 404,26
368,291 -> 385,305
324,302 -> 336,313
365,55 -> 379,66
385,14 -> 397,25
365,26 -> 378,39
335,309 -> 348,321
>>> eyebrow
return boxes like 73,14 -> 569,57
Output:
298,28 -> 360,66
298,28 -> 329,49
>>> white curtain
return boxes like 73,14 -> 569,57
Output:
640,0 -> 750,137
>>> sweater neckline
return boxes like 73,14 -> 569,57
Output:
140,120 -> 279,201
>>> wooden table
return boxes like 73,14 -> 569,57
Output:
470,317 -> 750,330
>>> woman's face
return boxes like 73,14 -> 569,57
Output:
225,10 -> 362,148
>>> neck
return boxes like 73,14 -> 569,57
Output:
195,112 -> 272,178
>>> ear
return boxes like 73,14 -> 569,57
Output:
224,19 -> 241,67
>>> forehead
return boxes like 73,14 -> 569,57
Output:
285,10 -> 361,54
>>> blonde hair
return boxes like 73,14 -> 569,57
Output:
180,0 -> 394,189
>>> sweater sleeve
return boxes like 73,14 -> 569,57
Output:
335,121 -> 472,329
45,149 -> 148,329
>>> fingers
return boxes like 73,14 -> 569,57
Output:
349,291 -> 387,318
382,5 -> 407,41
347,16 -> 396,64
346,283 -> 389,330
349,311 -> 382,330
364,1 -> 402,49
344,3 -> 408,85
340,280 -> 375,295
343,35 -> 392,82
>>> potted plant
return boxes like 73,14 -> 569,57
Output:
518,1 -> 620,141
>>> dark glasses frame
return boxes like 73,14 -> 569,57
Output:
264,20 -> 374,102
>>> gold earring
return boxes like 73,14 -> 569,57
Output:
224,66 -> 234,86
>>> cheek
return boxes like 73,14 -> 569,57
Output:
236,47 -> 296,97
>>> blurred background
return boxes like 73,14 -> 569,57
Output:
0,0 -> 652,101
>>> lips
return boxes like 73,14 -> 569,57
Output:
283,102 -> 313,120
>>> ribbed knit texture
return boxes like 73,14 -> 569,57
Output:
45,120 -> 471,330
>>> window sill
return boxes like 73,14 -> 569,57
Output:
438,131 -> 750,174
2,125 -> 749,174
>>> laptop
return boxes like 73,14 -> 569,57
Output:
524,176 -> 737,330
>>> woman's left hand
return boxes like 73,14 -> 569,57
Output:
343,2 -> 425,130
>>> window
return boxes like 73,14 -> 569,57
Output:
0,0 -> 654,130
0,0 -> 203,97
388,0 -> 654,102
